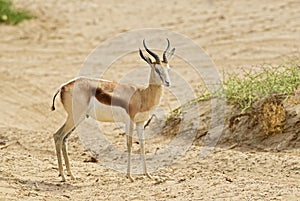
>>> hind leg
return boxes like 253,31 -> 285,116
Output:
53,116 -> 76,182
53,124 -> 67,182
61,111 -> 87,180
53,82 -> 91,181
62,127 -> 76,180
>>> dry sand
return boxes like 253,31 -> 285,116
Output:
1,0 -> 300,200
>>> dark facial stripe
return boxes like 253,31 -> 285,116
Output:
155,68 -> 166,84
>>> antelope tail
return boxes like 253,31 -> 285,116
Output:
51,89 -> 61,111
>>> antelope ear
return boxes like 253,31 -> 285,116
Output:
139,49 -> 152,64
167,48 -> 176,61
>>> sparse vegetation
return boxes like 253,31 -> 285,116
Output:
167,61 -> 300,133
178,61 -> 300,113
223,62 -> 300,111
168,61 -> 300,135
0,0 -> 32,25
190,61 -> 300,135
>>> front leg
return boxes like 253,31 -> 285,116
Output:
126,120 -> 134,182
136,122 -> 152,179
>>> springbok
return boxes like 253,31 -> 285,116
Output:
51,39 -> 175,182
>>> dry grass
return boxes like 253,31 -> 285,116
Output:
259,96 -> 286,135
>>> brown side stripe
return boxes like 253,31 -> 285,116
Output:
94,88 -> 129,111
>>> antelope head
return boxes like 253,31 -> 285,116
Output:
139,39 -> 175,87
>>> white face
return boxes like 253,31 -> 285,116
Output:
139,39 -> 175,87
154,63 -> 171,87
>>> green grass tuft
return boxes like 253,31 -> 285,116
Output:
193,61 -> 300,112
0,0 -> 33,25
223,62 -> 300,111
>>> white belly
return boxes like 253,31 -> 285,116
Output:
87,97 -> 128,123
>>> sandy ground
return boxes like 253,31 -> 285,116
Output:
1,0 -> 300,200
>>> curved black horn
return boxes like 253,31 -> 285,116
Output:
163,38 -> 170,63
139,48 -> 151,64
143,39 -> 160,64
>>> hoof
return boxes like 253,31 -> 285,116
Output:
58,173 -> 66,182
69,175 -> 76,180
127,174 -> 134,182
145,173 -> 152,180
67,173 -> 76,180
